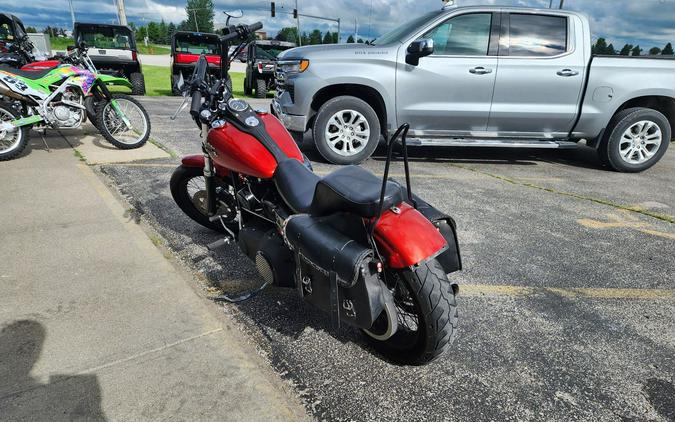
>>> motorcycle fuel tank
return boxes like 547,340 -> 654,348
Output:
206,112 -> 303,179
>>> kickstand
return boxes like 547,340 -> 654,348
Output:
212,282 -> 270,303
39,130 -> 50,152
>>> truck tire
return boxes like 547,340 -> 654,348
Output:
255,78 -> 267,99
312,96 -> 381,165
129,72 -> 146,95
225,75 -> 233,93
171,74 -> 181,96
244,77 -> 252,96
600,107 -> 671,172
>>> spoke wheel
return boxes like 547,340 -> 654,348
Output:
0,104 -> 29,161
619,120 -> 662,165
324,109 -> 371,157
96,94 -> 150,149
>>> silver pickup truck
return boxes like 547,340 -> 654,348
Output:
272,5 -> 675,172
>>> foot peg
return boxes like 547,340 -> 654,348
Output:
212,282 -> 270,303
207,215 -> 236,250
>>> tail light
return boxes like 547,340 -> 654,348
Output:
132,51 -> 138,61
257,62 -> 263,73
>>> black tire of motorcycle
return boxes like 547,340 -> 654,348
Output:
366,259 -> 458,365
84,97 -> 101,130
129,72 -> 146,95
0,103 -> 29,161
96,93 -> 150,150
170,165 -> 234,234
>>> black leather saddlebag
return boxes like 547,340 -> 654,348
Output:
284,215 -> 387,330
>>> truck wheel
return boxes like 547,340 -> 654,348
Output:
171,74 -> 182,96
244,77 -> 252,96
600,107 -> 671,172
129,72 -> 146,95
312,96 -> 381,165
255,78 -> 267,99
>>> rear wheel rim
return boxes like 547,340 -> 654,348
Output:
0,108 -> 22,154
184,175 -> 237,223
619,120 -> 662,165
102,99 -> 148,145
324,109 -> 370,157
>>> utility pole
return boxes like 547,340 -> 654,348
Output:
116,0 -> 128,26
187,9 -> 200,31
559,0 -> 565,8
68,0 -> 76,28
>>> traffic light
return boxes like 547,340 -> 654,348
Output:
293,8 -> 298,18
271,2 -> 275,17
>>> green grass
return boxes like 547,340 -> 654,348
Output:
136,44 -> 171,55
140,65 -> 264,98
50,36 -> 74,51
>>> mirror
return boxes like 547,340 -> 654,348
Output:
405,38 -> 434,66
224,9 -> 244,18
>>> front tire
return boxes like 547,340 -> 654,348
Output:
170,165 -> 238,234
96,93 -> 150,149
0,103 -> 29,161
600,107 -> 671,172
365,259 -> 458,365
312,96 -> 381,165
129,72 -> 146,95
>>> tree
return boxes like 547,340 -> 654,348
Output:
649,47 -> 662,55
592,38 -> 608,55
167,22 -> 177,43
25,26 -> 37,33
276,27 -> 298,44
663,42 -> 674,55
184,0 -> 214,33
619,44 -> 633,56
606,44 -> 616,55
309,29 -> 322,45
332,32 -> 339,43
322,31 -> 333,44
147,22 -> 160,44
357,38 -> 364,43
631,45 -> 642,56
301,31 -> 309,45
346,35 -> 355,43
158,20 -> 168,45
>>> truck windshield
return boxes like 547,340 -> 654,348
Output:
79,27 -> 134,49
372,10 -> 442,45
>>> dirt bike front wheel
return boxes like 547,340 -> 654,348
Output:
364,258 -> 459,365
96,93 -> 150,149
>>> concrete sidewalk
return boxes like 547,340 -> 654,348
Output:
0,134 -> 309,421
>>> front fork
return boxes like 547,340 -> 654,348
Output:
98,81 -> 131,129
202,148 -> 217,216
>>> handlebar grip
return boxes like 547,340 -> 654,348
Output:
195,55 -> 208,82
190,90 -> 202,116
248,22 -> 263,32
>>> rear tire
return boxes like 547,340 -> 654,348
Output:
312,95 -> 381,165
255,78 -> 267,99
365,259 -> 458,365
129,72 -> 146,95
0,103 -> 29,161
600,107 -> 670,173
170,165 -> 238,234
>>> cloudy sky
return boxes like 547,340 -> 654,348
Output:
3,0 -> 675,49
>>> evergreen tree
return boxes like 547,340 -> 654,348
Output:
309,29 -> 322,45
649,47 -> 662,55
619,44 -> 633,56
631,45 -> 642,56
606,44 -> 616,55
276,27 -> 299,44
158,20 -> 168,45
592,38 -> 608,54
184,0 -> 214,32
357,38 -> 364,43
167,22 -> 177,44
301,31 -> 309,45
147,22 -> 160,43
663,42 -> 674,55
25,26 -> 37,33
332,32 -> 339,43
346,35 -> 355,43
322,31 -> 333,44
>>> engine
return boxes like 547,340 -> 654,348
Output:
46,90 -> 84,128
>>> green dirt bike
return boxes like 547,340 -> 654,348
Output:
0,51 -> 151,161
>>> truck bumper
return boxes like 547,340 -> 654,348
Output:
272,98 -> 307,133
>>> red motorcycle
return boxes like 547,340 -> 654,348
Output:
170,22 -> 462,365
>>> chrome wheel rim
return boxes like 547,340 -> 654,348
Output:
0,108 -> 22,154
619,120 -> 662,165
324,109 -> 370,157
102,99 -> 148,145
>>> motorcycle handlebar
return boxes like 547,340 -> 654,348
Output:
219,22 -> 263,43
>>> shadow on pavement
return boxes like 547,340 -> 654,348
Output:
0,320 -> 106,421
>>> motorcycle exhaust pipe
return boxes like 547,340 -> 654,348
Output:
0,80 -> 29,101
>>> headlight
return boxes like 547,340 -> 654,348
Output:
278,59 -> 310,74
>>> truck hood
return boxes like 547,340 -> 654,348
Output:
278,43 -> 396,61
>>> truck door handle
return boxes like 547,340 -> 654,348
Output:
557,69 -> 579,77
469,66 -> 493,75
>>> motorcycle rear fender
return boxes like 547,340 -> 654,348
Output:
98,74 -> 132,89
181,154 -> 230,177
373,202 -> 449,269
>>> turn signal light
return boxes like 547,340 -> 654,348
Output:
299,59 -> 310,72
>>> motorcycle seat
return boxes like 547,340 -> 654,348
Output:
0,67 -> 52,80
274,159 -> 403,218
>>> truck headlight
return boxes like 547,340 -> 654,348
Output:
278,59 -> 310,74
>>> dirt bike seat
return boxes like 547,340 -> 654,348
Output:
274,159 -> 403,218
0,67 -> 52,80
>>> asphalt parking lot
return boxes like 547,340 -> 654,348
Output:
100,96 -> 674,421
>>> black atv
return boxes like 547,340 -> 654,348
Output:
73,22 -> 145,95
243,39 -> 295,98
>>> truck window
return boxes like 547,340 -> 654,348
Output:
422,13 -> 492,56
79,27 -> 133,50
508,14 -> 567,57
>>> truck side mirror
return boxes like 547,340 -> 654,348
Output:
406,39 -> 434,66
